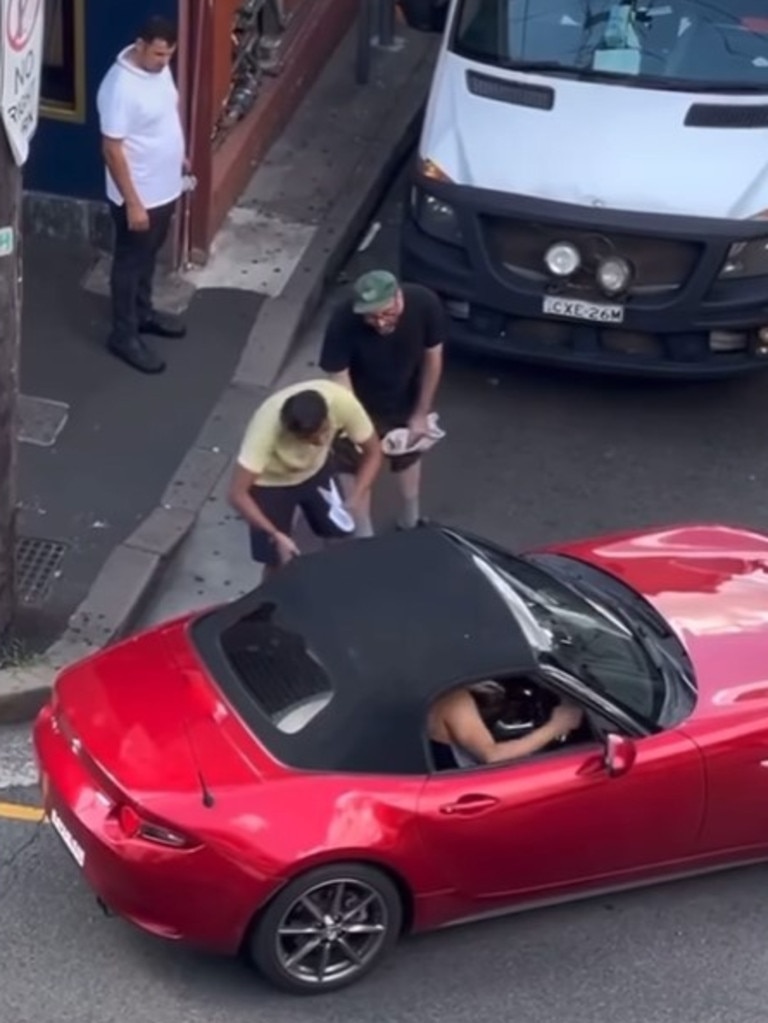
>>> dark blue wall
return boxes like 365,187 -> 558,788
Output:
24,0 -> 180,200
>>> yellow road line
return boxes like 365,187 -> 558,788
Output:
0,801 -> 46,823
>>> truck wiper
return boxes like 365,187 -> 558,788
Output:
483,55 -> 648,82
497,61 -> 768,94
501,59 -> 588,74
658,76 -> 768,94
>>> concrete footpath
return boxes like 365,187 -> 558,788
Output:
18,238 -> 263,656
134,324 -> 326,632
0,22 -> 439,724
135,158 -> 422,633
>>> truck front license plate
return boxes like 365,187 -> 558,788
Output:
542,296 -> 625,324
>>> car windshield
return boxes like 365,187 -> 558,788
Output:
452,0 -> 768,92
470,543 -> 667,723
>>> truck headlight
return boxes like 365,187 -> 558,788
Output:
544,241 -> 580,277
596,255 -> 632,295
719,238 -> 768,280
412,189 -> 463,245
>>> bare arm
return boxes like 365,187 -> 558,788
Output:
229,464 -> 300,564
414,344 -> 444,417
329,369 -> 352,390
327,377 -> 383,503
444,690 -> 575,765
228,464 -> 278,534
347,431 -> 383,503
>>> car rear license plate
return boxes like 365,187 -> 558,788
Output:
542,296 -> 624,324
50,808 -> 85,868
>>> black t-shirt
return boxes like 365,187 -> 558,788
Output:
319,284 -> 445,419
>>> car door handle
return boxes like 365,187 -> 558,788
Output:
439,794 -> 500,816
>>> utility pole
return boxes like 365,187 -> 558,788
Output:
0,0 -> 46,638
0,85 -> 20,637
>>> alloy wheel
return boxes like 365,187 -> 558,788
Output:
274,877 -> 390,987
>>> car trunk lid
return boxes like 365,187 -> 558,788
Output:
52,618 -> 273,806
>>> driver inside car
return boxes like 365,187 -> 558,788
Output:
428,681 -> 583,770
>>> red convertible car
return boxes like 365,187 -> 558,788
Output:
34,522 -> 768,994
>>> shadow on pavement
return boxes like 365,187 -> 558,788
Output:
15,237 -> 263,653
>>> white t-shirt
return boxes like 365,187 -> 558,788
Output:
96,47 -> 185,209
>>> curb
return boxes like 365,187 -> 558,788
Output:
0,39 -> 433,727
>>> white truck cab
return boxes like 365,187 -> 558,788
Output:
399,0 -> 768,376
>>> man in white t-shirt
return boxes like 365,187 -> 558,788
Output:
96,16 -> 188,374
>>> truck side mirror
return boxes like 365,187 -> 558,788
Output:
398,0 -> 450,33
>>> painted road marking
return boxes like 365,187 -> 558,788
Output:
0,800 -> 45,823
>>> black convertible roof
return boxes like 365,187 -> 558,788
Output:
191,526 -> 537,774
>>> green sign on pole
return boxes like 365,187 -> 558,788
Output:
0,225 -> 13,258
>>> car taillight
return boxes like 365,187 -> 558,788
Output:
115,805 -> 195,849
54,706 -> 73,742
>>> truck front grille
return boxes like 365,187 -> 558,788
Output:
483,218 -> 701,295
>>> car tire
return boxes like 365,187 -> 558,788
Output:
247,862 -> 403,994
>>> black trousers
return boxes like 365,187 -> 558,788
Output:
108,200 -> 175,344
248,459 -> 353,566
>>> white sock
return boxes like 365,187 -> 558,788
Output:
355,511 -> 374,538
398,497 -> 420,529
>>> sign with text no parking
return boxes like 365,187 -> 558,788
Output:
0,0 -> 44,165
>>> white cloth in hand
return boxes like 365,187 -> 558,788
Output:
381,413 -> 446,457
317,478 -> 355,533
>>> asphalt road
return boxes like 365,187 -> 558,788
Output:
4,162 -> 768,1022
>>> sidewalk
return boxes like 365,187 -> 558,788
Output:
134,315 -> 329,631
137,160 -> 414,630
17,238 -> 262,653
0,21 -> 439,722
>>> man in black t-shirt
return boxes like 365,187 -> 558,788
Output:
319,269 -> 445,536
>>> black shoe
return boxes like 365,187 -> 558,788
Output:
139,312 -> 186,338
108,335 -> 166,374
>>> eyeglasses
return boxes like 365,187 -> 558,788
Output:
366,302 -> 400,324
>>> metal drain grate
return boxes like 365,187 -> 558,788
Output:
15,537 -> 68,606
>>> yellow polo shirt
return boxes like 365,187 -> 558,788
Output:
237,379 -> 373,487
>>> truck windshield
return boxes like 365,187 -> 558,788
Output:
452,0 -> 768,91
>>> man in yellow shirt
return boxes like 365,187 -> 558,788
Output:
229,379 -> 382,573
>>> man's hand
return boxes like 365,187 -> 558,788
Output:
126,200 -> 150,232
344,486 -> 366,515
273,531 -> 300,564
408,411 -> 430,441
550,702 -> 583,735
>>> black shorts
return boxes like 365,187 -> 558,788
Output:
249,459 -> 353,566
333,412 -> 421,475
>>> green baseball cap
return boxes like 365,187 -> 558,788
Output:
352,269 -> 399,314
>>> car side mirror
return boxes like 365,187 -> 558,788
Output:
398,0 -> 449,32
603,733 -> 636,778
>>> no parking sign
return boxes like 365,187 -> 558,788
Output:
0,0 -> 44,165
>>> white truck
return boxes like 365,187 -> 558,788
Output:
399,0 -> 768,376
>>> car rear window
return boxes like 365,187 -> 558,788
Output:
220,611 -> 333,734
